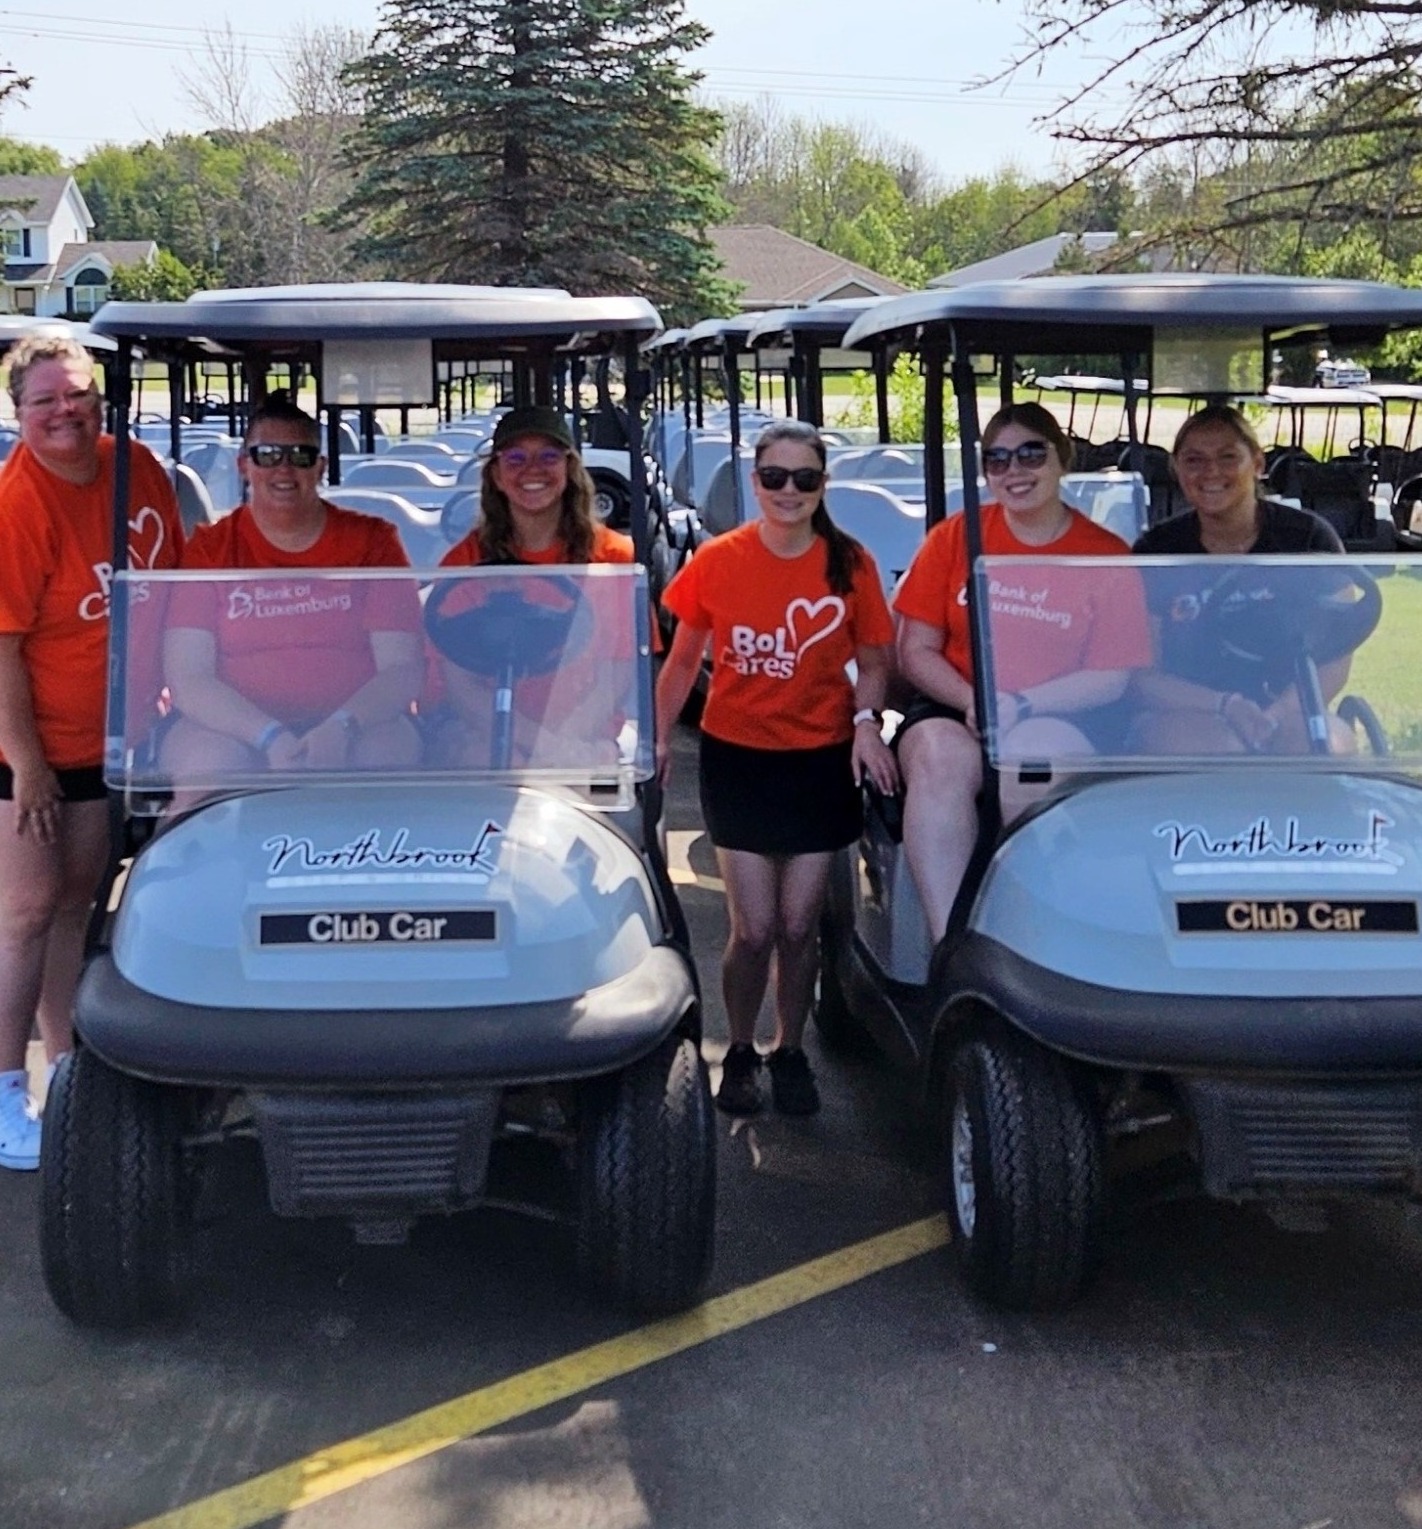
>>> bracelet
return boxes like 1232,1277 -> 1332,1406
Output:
1216,691 -> 1236,715
1011,692 -> 1033,720
254,720 -> 284,752
852,707 -> 881,727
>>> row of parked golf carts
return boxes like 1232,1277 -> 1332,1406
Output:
33,272 -> 1422,1327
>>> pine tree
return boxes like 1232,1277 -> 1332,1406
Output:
339,0 -> 736,322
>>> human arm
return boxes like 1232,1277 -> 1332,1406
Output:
0,635 -> 61,841
163,626 -> 308,765
851,641 -> 899,793
896,617 -> 974,714
654,620 -> 710,786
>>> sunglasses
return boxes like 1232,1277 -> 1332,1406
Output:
982,441 -> 1052,473
497,446 -> 567,470
755,465 -> 824,492
246,443 -> 321,468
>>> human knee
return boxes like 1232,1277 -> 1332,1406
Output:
0,880 -> 64,941
725,915 -> 777,962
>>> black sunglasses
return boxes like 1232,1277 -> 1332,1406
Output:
246,443 -> 321,468
982,441 -> 1052,473
756,465 -> 824,492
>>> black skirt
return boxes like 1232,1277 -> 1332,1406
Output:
699,732 -> 860,855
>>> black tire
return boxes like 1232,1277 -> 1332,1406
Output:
575,1035 -> 715,1314
942,1029 -> 1102,1311
40,1049 -> 193,1328
812,916 -> 873,1055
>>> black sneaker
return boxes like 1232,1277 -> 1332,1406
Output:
716,1043 -> 763,1116
767,1046 -> 820,1116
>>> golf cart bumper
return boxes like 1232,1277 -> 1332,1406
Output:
948,932 -> 1422,1075
75,943 -> 697,1089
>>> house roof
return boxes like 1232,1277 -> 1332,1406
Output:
56,241 -> 157,278
928,232 -> 1120,288
710,225 -> 908,310
0,175 -> 73,224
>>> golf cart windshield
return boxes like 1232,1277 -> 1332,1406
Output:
973,553 -> 1420,772
108,563 -> 654,809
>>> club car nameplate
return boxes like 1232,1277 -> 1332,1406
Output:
1175,899 -> 1418,935
259,910 -> 497,946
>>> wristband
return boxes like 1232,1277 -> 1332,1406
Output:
852,708 -> 881,727
254,720 -> 284,753
1216,691 -> 1236,715
1011,692 -> 1033,720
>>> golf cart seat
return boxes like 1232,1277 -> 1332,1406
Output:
823,482 -> 925,593
322,487 -> 449,568
697,456 -> 755,536
342,459 -> 457,492
171,462 -> 218,534
1272,457 -> 1394,551
1117,443 -> 1183,524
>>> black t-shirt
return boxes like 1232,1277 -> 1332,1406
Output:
1132,501 -> 1346,701
1132,499 -> 1343,556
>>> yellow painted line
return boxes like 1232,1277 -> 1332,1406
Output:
128,1215 -> 948,1529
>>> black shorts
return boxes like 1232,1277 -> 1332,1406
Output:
699,732 -> 860,855
0,763 -> 106,802
892,696 -> 968,750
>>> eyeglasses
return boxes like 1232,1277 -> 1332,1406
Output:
21,386 -> 98,412
982,441 -> 1052,473
497,446 -> 567,470
246,443 -> 321,468
755,465 -> 824,492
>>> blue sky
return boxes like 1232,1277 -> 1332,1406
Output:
0,0 -> 1112,183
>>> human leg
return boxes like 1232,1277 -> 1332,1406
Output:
714,847 -> 781,1115
997,718 -> 1095,823
0,797 -> 64,1074
33,799 -> 109,1060
768,851 -> 834,1052
898,717 -> 982,944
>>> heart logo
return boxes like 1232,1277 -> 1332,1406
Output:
785,595 -> 845,657
128,504 -> 166,570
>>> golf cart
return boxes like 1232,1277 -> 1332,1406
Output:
40,285 -> 715,1328
823,274 -> 1422,1310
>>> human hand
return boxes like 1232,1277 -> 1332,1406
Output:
962,694 -> 980,738
852,727 -> 899,794
1220,693 -> 1278,751
11,761 -> 61,842
264,729 -> 306,771
298,716 -> 353,771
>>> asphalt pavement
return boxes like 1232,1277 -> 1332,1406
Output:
3,719 -> 1422,1529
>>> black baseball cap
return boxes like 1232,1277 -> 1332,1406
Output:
490,406 -> 575,452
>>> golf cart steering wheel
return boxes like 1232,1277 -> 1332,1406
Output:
1199,563 -> 1383,754
424,573 -> 592,678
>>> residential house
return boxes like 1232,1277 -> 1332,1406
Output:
0,175 -> 156,319
711,225 -> 908,311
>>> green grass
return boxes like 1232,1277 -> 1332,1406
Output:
1346,571 -> 1422,751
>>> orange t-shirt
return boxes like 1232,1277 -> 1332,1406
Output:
174,503 -> 420,725
0,436 -> 183,768
661,523 -> 894,750
893,504 -> 1150,690
440,522 -> 635,568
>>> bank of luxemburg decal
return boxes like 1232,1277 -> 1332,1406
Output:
1154,812 -> 1402,868
263,823 -> 503,880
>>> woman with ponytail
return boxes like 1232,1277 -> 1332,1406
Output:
656,420 -> 897,1116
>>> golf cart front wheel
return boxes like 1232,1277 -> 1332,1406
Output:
40,1048 -> 193,1328
575,1034 -> 715,1314
944,1029 -> 1103,1312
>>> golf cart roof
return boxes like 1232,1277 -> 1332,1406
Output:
641,327 -> 688,354
1266,384 -> 1380,408
841,274 -> 1422,356
745,297 -> 889,350
682,315 -> 758,352
90,283 -> 663,359
0,314 -> 116,353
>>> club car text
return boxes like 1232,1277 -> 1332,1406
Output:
1176,899 -> 1418,934
259,909 -> 497,946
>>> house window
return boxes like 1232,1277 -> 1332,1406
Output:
13,287 -> 34,315
70,266 -> 109,315
1,228 -> 21,259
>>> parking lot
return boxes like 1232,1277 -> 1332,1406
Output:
3,719 -> 1422,1529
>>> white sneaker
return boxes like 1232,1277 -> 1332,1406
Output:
0,1071 -> 40,1171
